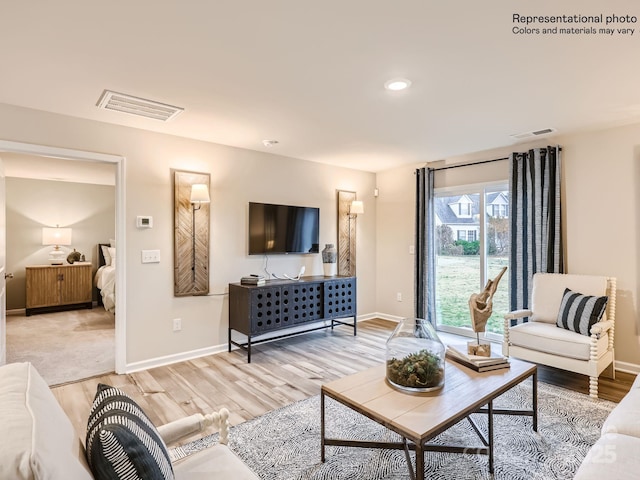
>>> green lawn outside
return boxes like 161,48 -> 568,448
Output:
435,255 -> 509,334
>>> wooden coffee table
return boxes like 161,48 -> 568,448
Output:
320,358 -> 537,479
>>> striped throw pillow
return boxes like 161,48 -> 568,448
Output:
85,384 -> 174,480
556,288 -> 608,336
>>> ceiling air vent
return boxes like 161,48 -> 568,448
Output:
510,127 -> 557,140
96,90 -> 184,122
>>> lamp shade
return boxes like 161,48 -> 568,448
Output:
349,200 -> 364,215
190,184 -> 210,204
42,227 -> 72,246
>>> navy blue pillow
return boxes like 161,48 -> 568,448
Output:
85,384 -> 174,480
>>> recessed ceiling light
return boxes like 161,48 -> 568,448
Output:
262,140 -> 279,147
384,78 -> 412,91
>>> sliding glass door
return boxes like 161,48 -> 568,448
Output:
434,183 -> 510,339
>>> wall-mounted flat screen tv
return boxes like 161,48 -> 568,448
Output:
248,202 -> 320,255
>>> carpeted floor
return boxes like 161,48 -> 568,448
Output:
170,381 -> 615,479
6,308 -> 115,386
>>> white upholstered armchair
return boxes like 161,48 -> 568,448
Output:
503,273 -> 617,398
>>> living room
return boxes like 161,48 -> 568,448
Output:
1,2 -> 639,479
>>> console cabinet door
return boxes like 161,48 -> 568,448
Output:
324,278 -> 357,319
59,264 -> 92,305
250,286 -> 282,333
25,267 -> 60,308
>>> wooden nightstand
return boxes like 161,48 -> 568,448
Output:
25,263 -> 93,316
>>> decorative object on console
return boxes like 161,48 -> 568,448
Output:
66,249 -> 82,264
42,225 -> 72,265
321,243 -> 337,276
386,317 -> 445,392
468,266 -> 507,356
173,170 -> 211,296
337,191 -> 364,276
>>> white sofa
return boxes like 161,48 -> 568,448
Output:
0,362 -> 258,479
575,373 -> 640,479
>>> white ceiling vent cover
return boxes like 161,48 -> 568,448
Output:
510,127 -> 557,140
96,90 -> 184,121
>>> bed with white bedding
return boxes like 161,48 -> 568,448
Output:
95,243 -> 116,313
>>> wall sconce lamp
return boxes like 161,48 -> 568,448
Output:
190,184 -> 210,209
42,226 -> 72,265
190,184 -> 210,284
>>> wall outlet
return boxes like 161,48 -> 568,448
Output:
396,292 -> 402,302
173,318 -> 182,332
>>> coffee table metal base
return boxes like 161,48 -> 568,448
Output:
320,369 -> 537,480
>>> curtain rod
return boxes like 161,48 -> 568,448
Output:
430,146 -> 562,172
432,156 -> 508,172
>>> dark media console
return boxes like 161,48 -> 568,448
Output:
228,275 -> 357,362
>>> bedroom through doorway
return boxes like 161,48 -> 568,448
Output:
0,145 -> 123,385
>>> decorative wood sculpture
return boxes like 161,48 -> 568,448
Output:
468,266 -> 507,355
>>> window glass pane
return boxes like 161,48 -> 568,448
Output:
435,193 -> 480,331
485,189 -> 510,334
434,185 -> 510,336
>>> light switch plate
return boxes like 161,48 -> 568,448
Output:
141,249 -> 160,263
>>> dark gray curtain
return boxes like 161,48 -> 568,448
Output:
415,167 -> 436,322
509,146 -> 564,311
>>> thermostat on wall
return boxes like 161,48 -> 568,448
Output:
136,216 -> 153,228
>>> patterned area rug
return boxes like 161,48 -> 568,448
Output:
170,381 -> 615,479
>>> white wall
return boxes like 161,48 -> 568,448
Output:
376,126 -> 640,369
0,103 -> 376,367
6,177 -> 116,309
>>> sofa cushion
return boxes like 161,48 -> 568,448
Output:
173,444 -> 259,479
574,433 -> 640,479
85,384 -> 174,480
0,362 -> 92,480
601,385 -> 640,437
509,321 -> 609,360
556,288 -> 608,336
531,273 -> 609,323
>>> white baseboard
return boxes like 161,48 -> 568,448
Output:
614,360 -> 640,375
125,344 -> 228,374
369,312 -> 405,323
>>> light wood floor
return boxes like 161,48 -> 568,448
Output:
51,318 -> 636,444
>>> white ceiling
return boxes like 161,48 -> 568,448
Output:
1,1 -> 639,173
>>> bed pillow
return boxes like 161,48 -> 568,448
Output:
85,384 -> 174,480
101,246 -> 112,266
556,288 -> 608,336
109,238 -> 116,247
107,247 -> 116,265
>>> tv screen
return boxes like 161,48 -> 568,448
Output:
248,202 -> 320,255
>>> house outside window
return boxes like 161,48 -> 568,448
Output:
434,183 -> 510,338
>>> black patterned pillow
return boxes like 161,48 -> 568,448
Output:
556,288 -> 608,336
85,384 -> 174,480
